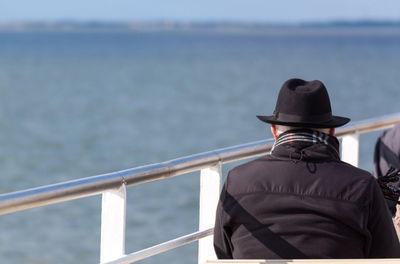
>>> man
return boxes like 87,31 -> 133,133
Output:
214,78 -> 400,259
374,123 -> 400,216
374,123 -> 400,239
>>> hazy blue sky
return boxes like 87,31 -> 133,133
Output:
1,0 -> 400,23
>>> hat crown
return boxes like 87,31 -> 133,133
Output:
274,78 -> 332,118
256,78 -> 350,128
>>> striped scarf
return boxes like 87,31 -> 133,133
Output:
272,129 -> 340,158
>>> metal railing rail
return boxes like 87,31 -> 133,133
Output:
105,228 -> 214,264
0,138 -> 274,216
0,112 -> 399,264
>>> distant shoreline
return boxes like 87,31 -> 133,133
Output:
1,20 -> 400,33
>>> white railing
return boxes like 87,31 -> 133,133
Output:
0,112 -> 400,264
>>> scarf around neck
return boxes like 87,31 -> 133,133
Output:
271,129 -> 340,159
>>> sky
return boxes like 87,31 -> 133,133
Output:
1,0 -> 400,23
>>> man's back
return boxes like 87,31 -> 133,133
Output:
214,79 -> 400,259
214,130 -> 400,259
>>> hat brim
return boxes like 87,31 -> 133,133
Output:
256,115 -> 350,128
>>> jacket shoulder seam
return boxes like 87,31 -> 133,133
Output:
230,190 -> 368,206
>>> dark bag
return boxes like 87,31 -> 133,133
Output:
377,167 -> 400,205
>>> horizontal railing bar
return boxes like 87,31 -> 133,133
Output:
103,228 -> 214,264
335,112 -> 400,137
0,112 -> 399,216
0,172 -> 123,215
0,139 -> 273,215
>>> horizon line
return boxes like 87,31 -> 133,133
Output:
1,18 -> 400,25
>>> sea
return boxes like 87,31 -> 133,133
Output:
0,25 -> 399,263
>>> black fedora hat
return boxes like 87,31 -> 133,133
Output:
257,78 -> 350,128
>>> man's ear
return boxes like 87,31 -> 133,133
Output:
270,125 -> 278,139
329,128 -> 335,135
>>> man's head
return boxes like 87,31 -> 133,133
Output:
257,78 -> 350,138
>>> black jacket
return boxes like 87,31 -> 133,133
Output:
214,129 -> 400,259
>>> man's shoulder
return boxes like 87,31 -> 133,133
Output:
227,155 -> 376,191
337,160 -> 375,180
229,155 -> 271,176
322,161 -> 379,203
229,155 -> 373,176
225,154 -> 282,187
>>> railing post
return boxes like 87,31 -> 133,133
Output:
341,133 -> 360,167
198,163 -> 222,264
100,184 -> 127,263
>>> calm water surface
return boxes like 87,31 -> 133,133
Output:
0,27 -> 399,263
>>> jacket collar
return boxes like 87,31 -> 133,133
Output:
271,129 -> 340,161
